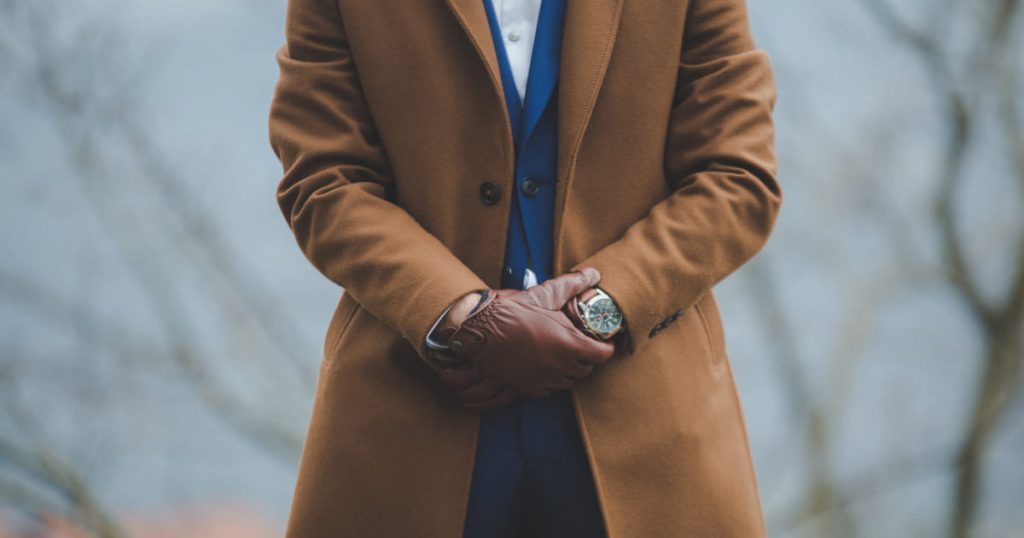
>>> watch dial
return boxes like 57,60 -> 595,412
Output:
586,298 -> 622,334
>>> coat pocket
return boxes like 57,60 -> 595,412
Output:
693,293 -> 726,372
323,291 -> 361,366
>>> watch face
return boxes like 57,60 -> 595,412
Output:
586,297 -> 622,334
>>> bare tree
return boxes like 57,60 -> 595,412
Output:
0,0 -> 319,531
857,1 -> 1023,536
749,1 -> 1022,536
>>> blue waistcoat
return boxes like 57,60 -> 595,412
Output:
483,0 -> 567,289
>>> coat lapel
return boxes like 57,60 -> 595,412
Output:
553,0 -> 624,268
442,0 -> 511,145
518,0 -> 567,150
442,0 -> 503,86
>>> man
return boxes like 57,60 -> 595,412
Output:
268,0 -> 780,535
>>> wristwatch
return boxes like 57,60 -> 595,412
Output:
574,287 -> 624,340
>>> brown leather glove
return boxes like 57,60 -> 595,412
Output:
437,361 -> 520,411
433,293 -> 521,412
442,267 -> 616,399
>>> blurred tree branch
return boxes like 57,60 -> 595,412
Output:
0,377 -> 125,538
0,0 -> 319,529
1,0 -> 310,453
859,1 -> 1024,537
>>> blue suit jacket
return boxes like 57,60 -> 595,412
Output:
484,0 -> 567,290
426,0 -> 568,345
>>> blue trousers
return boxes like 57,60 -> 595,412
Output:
462,389 -> 606,537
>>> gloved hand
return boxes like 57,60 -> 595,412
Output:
441,267 -> 616,400
437,362 -> 521,411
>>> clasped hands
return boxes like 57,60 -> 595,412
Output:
432,267 -> 616,411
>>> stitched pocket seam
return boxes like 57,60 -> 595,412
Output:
693,300 -> 724,371
324,295 -> 360,365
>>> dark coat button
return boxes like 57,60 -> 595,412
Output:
520,176 -> 540,196
503,265 -> 513,282
479,181 -> 501,204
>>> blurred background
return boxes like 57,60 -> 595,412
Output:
0,0 -> 1021,536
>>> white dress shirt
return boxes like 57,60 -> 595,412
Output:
492,0 -> 543,104
426,0 -> 542,347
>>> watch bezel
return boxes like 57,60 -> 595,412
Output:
579,289 -> 623,339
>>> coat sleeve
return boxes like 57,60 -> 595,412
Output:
268,0 -> 488,367
570,0 -> 782,355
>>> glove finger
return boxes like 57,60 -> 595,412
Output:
571,334 -> 616,366
458,375 -> 506,402
523,386 -> 555,399
552,310 -> 617,365
575,355 -> 601,366
551,377 -> 578,391
561,359 -> 594,379
529,377 -> 574,398
438,364 -> 484,390
464,386 -> 520,411
524,267 -> 601,310
563,298 -> 587,332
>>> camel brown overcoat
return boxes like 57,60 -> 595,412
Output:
268,0 -> 781,535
